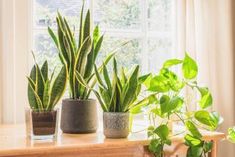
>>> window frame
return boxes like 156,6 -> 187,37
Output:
32,0 -> 176,73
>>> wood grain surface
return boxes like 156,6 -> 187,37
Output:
0,124 -> 225,157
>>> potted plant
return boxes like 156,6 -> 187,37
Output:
143,53 -> 223,157
48,3 -> 114,133
80,58 -> 149,138
26,57 -> 67,140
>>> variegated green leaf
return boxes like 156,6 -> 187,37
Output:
49,66 -> 67,108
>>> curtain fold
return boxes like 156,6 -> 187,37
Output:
0,0 -> 30,124
0,0 -> 3,123
176,0 -> 235,156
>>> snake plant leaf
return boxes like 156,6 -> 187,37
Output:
49,66 -> 67,108
75,71 -> 89,88
56,17 -> 69,64
109,71 -> 118,112
93,25 -> 100,44
121,67 -> 127,85
41,61 -> 48,81
75,71 -> 108,112
76,37 -> 92,75
78,2 -> 84,47
84,44 -> 95,79
83,10 -> 90,42
48,27 -> 58,48
94,91 -> 108,112
99,87 -> 111,108
103,63 -> 112,92
122,65 -> 139,110
94,35 -> 103,60
28,81 -> 43,111
36,64 -> 45,102
63,35 -> 73,64
84,33 -> 103,79
182,53 -> 198,79
43,80 -> 50,109
85,52 -> 115,98
94,65 -> 106,89
27,76 -> 38,110
63,17 -> 76,49
93,90 -> 108,112
29,65 -> 37,82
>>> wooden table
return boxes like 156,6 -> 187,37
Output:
0,124 -> 225,157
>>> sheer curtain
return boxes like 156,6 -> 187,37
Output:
0,0 -> 3,123
0,0 -> 31,124
176,0 -> 235,156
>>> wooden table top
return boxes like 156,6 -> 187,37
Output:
0,124 -> 225,157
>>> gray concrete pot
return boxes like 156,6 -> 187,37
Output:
61,99 -> 98,134
103,112 -> 129,138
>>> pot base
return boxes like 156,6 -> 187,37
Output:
103,112 -> 129,138
61,99 -> 98,134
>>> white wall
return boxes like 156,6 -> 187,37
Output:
0,0 -> 31,124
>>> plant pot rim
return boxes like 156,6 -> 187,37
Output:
62,98 -> 96,102
103,112 -> 129,114
26,107 -> 59,113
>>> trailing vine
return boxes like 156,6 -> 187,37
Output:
141,53 -> 223,157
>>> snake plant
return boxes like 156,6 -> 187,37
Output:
91,58 -> 149,112
27,58 -> 67,112
48,2 -> 113,100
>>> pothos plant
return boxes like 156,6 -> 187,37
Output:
143,53 -> 223,157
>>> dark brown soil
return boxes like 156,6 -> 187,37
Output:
32,110 -> 57,135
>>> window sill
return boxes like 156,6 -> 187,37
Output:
0,124 -> 225,157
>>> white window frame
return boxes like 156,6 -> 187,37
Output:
32,0 -> 176,73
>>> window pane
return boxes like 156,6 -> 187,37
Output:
97,36 -> 142,70
148,37 -> 173,72
34,0 -> 86,29
148,0 -> 173,32
33,31 -> 62,72
94,0 -> 141,30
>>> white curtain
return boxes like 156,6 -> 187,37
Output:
0,0 -> 31,124
0,0 -> 3,123
176,0 -> 235,156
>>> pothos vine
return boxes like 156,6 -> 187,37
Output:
138,53 -> 223,157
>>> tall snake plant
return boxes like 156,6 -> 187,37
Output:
48,2 -> 113,100
27,57 -> 67,112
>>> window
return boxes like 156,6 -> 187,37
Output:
33,0 -> 176,73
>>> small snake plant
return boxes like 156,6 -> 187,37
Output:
27,56 -> 67,112
92,58 -> 150,112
